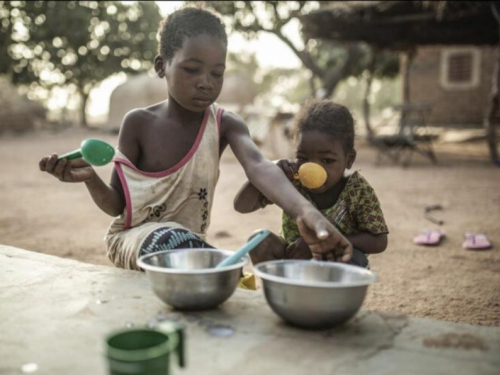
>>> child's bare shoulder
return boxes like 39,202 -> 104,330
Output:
122,105 -> 162,126
117,104 -> 168,161
119,103 -> 165,134
220,110 -> 248,134
221,109 -> 244,125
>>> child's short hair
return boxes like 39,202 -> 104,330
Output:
158,7 -> 227,61
292,99 -> 355,153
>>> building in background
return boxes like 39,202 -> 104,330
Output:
408,46 -> 496,127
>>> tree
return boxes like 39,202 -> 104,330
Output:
226,50 -> 310,106
0,1 -> 162,126
203,1 -> 399,100
486,2 -> 500,165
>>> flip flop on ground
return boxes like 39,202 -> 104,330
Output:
463,233 -> 492,250
413,229 -> 445,246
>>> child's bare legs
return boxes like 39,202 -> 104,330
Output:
287,240 -> 369,267
248,231 -> 369,268
248,230 -> 287,264
248,231 -> 313,264
285,237 -> 313,260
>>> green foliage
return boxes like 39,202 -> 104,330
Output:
0,1 -> 162,124
373,50 -> 400,80
205,1 -> 317,38
311,41 -> 399,80
204,1 -> 399,98
226,50 -> 310,106
336,77 -> 402,120
226,51 -> 260,82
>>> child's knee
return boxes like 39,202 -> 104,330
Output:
348,247 -> 369,268
285,239 -> 313,260
248,230 -> 286,264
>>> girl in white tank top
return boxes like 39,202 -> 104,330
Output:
105,104 -> 223,270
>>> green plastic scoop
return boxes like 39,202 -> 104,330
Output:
216,229 -> 271,269
58,138 -> 115,166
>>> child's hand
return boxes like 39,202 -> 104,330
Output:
39,154 -> 96,183
296,211 -> 353,263
276,159 -> 298,182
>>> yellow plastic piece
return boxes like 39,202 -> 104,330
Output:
295,162 -> 327,189
238,272 -> 257,290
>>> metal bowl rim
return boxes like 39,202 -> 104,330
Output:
137,248 -> 249,274
254,259 -> 378,288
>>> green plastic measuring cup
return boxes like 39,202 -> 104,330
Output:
106,323 -> 185,375
58,138 -> 115,166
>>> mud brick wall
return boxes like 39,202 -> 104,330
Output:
406,46 -> 496,127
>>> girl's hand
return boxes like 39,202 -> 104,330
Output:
276,159 -> 298,182
39,154 -> 96,183
296,210 -> 353,262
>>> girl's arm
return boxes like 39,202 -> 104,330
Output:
221,111 -> 352,262
39,110 -> 142,217
233,159 -> 295,213
233,181 -> 265,213
39,155 -> 125,217
345,232 -> 388,254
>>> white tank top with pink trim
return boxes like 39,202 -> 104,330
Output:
104,103 -> 223,270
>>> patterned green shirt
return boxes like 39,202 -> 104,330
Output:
282,171 -> 389,245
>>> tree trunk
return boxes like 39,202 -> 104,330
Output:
320,44 -> 359,98
309,74 -> 317,98
486,3 -> 500,166
484,47 -> 500,165
80,91 -> 89,128
363,49 -> 377,140
402,49 -> 415,104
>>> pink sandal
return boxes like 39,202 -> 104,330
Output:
413,229 -> 445,246
463,233 -> 492,250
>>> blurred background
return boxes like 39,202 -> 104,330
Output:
2,1 -> 498,162
0,1 -> 402,150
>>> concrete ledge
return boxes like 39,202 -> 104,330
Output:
1,245 -> 499,375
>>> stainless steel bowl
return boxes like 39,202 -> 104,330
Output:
254,260 -> 377,329
138,249 -> 248,310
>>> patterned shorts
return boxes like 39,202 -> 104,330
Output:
139,227 -> 214,257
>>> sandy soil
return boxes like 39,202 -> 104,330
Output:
1,129 -> 499,326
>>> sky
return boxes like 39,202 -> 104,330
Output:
87,1 -> 303,120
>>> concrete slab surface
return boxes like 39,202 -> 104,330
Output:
1,245 -> 499,375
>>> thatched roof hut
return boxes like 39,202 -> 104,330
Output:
300,1 -> 500,164
301,1 -> 498,50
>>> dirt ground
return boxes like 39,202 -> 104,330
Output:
1,129 -> 499,326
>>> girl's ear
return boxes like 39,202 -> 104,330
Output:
346,149 -> 357,169
154,55 -> 165,78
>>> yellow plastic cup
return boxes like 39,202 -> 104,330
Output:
294,162 -> 327,189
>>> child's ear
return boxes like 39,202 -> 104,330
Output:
154,55 -> 165,78
346,149 -> 357,169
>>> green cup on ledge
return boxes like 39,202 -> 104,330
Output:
105,322 -> 185,375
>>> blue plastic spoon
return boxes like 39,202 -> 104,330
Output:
216,229 -> 271,269
58,138 -> 115,166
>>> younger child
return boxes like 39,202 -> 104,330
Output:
39,8 -> 352,270
234,99 -> 389,267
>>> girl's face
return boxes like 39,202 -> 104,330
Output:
295,130 -> 356,194
156,34 -> 227,113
